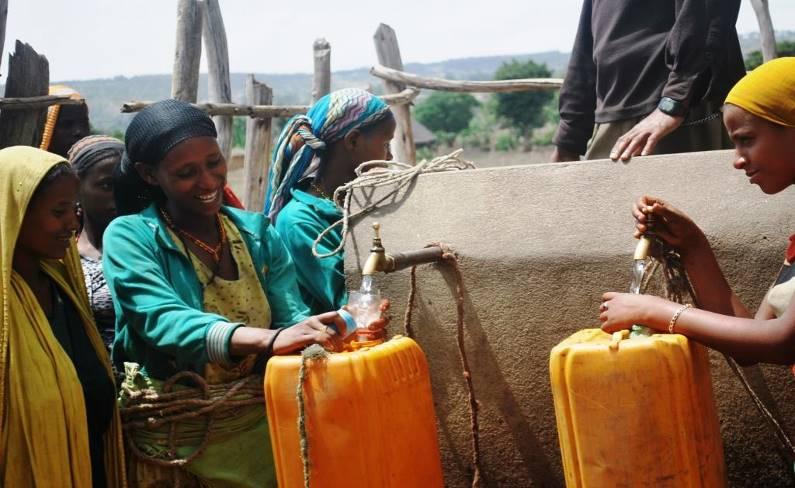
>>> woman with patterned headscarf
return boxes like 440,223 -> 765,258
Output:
105,99 -> 357,487
68,135 -> 125,349
599,57 -> 795,365
0,146 -> 126,487
266,88 -> 396,314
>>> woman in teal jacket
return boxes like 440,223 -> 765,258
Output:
265,88 -> 395,314
104,99 -> 344,487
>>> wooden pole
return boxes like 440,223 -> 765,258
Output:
0,0 -> 8,75
202,0 -> 233,159
120,88 -> 419,116
0,41 -> 49,149
370,64 -> 563,92
122,100 -> 307,117
750,0 -> 778,62
243,75 -> 273,211
0,94 -> 83,110
312,38 -> 331,102
373,23 -> 415,164
172,0 -> 203,102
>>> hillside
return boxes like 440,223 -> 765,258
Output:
54,50 -> 569,134
5,30 -> 792,135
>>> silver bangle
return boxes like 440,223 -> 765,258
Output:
668,304 -> 692,334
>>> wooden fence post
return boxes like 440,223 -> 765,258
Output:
0,41 -> 49,148
312,38 -> 331,102
243,75 -> 273,211
0,0 -> 8,75
373,23 -> 415,164
202,0 -> 233,159
172,0 -> 203,102
750,0 -> 778,62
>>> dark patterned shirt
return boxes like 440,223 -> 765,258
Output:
80,255 -> 115,350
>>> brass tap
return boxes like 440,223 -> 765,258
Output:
633,212 -> 657,260
361,222 -> 445,275
362,223 -> 395,275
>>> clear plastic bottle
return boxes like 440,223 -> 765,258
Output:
346,276 -> 381,342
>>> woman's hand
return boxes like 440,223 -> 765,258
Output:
599,291 -> 678,334
632,195 -> 706,255
346,299 -> 391,342
273,312 -> 343,354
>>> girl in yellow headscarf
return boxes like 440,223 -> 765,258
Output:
0,146 -> 125,487
599,57 -> 795,365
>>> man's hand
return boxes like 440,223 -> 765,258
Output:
551,146 -> 581,162
610,109 -> 685,162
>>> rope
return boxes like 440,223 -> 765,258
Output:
641,243 -> 795,464
311,149 -> 476,258
296,344 -> 330,488
119,371 -> 263,468
403,244 -> 482,488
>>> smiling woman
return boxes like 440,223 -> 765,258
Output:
104,99 -> 352,487
0,147 -> 125,487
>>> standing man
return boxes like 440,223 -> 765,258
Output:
552,0 -> 746,162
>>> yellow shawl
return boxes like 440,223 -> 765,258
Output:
0,146 -> 126,487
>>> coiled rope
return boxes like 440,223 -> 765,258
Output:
311,149 -> 476,258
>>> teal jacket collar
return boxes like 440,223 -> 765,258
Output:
138,203 -> 270,254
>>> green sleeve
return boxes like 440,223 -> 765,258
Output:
278,216 -> 346,313
261,225 -> 313,328
103,217 -> 229,372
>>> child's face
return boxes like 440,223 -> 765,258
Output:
724,104 -> 795,195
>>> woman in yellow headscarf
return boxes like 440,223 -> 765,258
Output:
0,146 -> 125,487
599,57 -> 795,365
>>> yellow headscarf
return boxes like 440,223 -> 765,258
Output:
725,57 -> 795,127
39,85 -> 83,151
0,147 -> 126,487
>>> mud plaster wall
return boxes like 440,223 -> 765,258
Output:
343,150 -> 795,487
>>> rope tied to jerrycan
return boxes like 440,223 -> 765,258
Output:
404,243 -> 483,488
638,240 -> 795,465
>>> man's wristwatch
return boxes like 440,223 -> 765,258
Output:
658,97 -> 687,117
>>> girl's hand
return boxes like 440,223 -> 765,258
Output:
273,312 -> 343,354
350,299 -> 391,342
599,292 -> 676,334
632,196 -> 706,255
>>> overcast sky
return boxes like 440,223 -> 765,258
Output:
2,0 -> 794,81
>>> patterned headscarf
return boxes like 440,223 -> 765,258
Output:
67,135 -> 124,178
264,88 -> 391,220
39,85 -> 83,151
725,57 -> 795,127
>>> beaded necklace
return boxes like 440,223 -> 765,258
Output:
310,181 -> 333,201
159,208 -> 227,264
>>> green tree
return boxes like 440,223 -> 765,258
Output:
415,92 -> 479,135
493,60 -> 554,133
745,41 -> 795,70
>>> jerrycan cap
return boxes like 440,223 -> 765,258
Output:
608,330 -> 630,351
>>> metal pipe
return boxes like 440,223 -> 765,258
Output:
388,247 -> 444,272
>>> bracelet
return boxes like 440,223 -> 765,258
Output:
253,327 -> 287,373
265,327 -> 286,357
668,304 -> 692,334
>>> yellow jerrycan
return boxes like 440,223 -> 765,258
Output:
264,335 -> 445,488
550,329 -> 726,487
